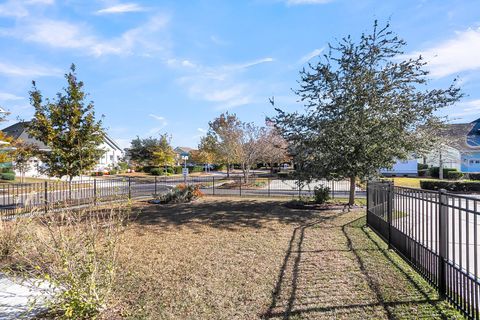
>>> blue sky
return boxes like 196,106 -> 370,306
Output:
1,0 -> 479,149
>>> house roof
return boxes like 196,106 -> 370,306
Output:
174,146 -> 195,154
2,121 -> 50,150
442,119 -> 480,151
2,121 -> 123,153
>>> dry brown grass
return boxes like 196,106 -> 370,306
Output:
109,197 -> 464,320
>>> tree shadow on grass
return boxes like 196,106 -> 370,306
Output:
129,199 -> 320,231
262,212 -> 462,319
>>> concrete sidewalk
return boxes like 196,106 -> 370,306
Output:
0,274 -> 48,319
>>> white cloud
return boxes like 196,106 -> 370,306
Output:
96,3 -> 147,15
0,0 -> 54,17
0,92 -> 24,101
148,114 -> 168,126
0,14 -> 169,57
407,27 -> 480,78
0,61 -> 60,77
171,57 -> 273,110
285,0 -> 333,5
450,99 -> 480,118
197,128 -> 206,133
298,48 -> 324,64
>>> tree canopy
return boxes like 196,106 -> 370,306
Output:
28,64 -> 105,180
273,21 -> 463,204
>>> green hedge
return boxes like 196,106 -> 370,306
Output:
420,180 -> 480,192
189,166 -> 204,173
1,172 -> 15,180
428,167 -> 459,178
150,168 -> 163,176
446,171 -> 464,180
174,166 -> 183,174
468,173 -> 480,180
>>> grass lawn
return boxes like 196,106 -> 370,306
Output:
109,197 -> 463,319
386,177 -> 425,188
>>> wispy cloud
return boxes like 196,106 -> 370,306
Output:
0,61 -> 60,77
285,0 -> 334,5
95,3 -> 147,15
450,99 -> 480,118
0,92 -> 24,101
0,0 -> 54,18
298,48 -> 323,64
173,57 -> 274,110
0,14 -> 169,57
407,27 -> 480,78
149,114 -> 168,126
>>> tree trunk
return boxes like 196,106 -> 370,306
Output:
226,162 -> 230,178
349,176 -> 356,206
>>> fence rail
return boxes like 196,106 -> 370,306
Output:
0,176 -> 359,217
367,181 -> 480,319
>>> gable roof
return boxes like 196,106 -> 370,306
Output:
2,121 -> 50,150
174,146 -> 195,154
442,119 -> 480,151
2,121 -> 123,153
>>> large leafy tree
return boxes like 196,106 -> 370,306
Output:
207,112 -> 242,177
273,21 -> 463,205
28,64 -> 105,180
127,137 -> 159,167
152,133 -> 176,172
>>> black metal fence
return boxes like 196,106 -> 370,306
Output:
367,181 -> 480,319
1,176 -> 359,217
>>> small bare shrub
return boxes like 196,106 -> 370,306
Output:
11,203 -> 129,319
0,218 -> 24,261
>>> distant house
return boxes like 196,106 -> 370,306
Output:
420,118 -> 480,173
173,146 -> 196,165
380,159 -> 418,177
2,121 -> 124,177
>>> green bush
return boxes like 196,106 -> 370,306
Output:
417,163 -> 429,177
150,168 -> 163,176
109,169 -> 118,175
428,167 -> 459,178
174,166 -> 183,174
446,171 -> 464,180
211,164 -> 225,171
188,166 -> 204,173
468,173 -> 480,180
420,180 -> 480,192
1,172 -> 15,180
165,167 -> 174,174
313,185 -> 331,204
277,172 -> 290,179
142,166 -> 157,173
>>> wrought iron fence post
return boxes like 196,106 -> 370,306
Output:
154,176 -> 157,195
212,176 -> 215,196
438,188 -> 448,298
387,182 -> 393,249
366,181 -> 370,227
93,179 -> 97,205
268,178 -> 271,197
298,179 -> 301,199
239,178 -> 242,197
128,177 -> 131,199
44,181 -> 48,213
